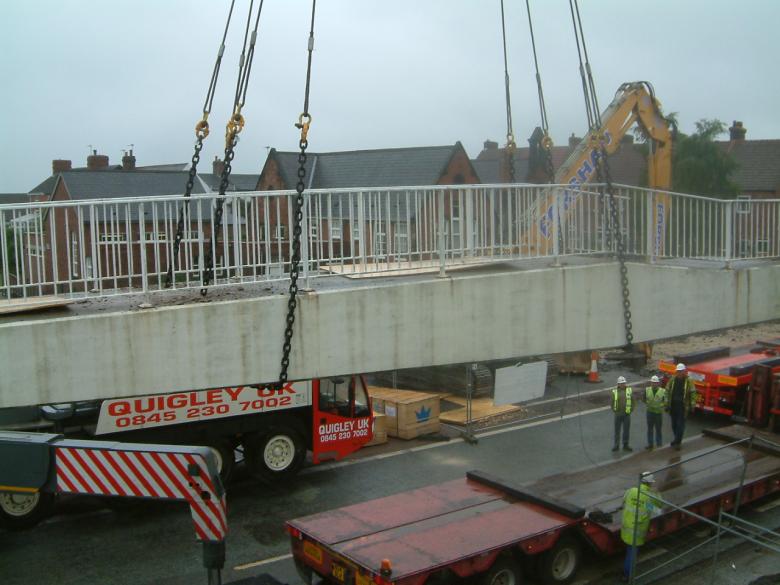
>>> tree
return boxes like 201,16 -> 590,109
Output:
671,119 -> 740,198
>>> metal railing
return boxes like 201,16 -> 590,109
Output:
628,435 -> 780,584
1,184 -> 778,300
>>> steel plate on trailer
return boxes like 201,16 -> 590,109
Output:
289,478 -> 574,580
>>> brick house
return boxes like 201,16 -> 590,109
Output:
256,142 -> 482,265
15,151 -> 259,293
717,122 -> 780,257
473,132 -> 646,185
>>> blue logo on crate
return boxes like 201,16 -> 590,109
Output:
415,405 -> 431,422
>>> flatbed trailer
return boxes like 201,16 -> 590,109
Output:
287,426 -> 780,585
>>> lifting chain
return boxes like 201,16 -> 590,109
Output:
201,0 -> 266,295
277,0 -> 317,387
597,145 -> 633,347
525,0 -> 555,184
200,113 -> 242,295
499,0 -> 516,184
166,0 -> 236,288
569,0 -> 634,348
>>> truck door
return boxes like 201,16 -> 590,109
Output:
312,376 -> 373,464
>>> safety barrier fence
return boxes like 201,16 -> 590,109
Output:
1,184 -> 778,300
629,435 -> 780,584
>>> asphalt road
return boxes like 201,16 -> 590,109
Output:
0,400 -> 726,585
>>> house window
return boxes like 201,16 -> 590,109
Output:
99,233 -> 128,243
395,223 -> 409,254
374,230 -> 386,259
330,225 -> 342,240
276,225 -> 287,240
310,225 -> 319,241
85,256 -> 94,279
71,232 -> 79,277
353,227 -> 361,241
145,231 -> 167,242
736,195 -> 751,215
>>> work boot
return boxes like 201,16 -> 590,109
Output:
623,445 -> 633,452
675,443 -> 682,451
645,445 -> 653,451
612,446 -> 619,452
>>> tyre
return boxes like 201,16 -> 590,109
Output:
537,537 -> 581,584
480,557 -> 522,585
205,439 -> 236,484
0,490 -> 54,531
243,422 -> 306,483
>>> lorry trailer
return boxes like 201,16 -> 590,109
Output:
287,425 -> 780,585
658,339 -> 780,419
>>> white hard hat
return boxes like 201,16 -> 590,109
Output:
641,472 -> 656,484
617,376 -> 627,384
650,375 -> 660,383
675,363 -> 687,372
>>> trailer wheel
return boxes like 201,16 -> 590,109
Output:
244,423 -> 306,483
0,491 -> 54,531
205,439 -> 236,484
538,537 -> 581,584
481,558 -> 522,585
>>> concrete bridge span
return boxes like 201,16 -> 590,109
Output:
1,258 -> 778,408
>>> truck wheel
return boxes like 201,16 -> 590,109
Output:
538,537 -> 581,584
0,491 -> 54,531
244,424 -> 305,483
481,557 -> 522,585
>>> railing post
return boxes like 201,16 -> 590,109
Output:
551,187 -> 560,266
438,189 -> 446,278
724,200 -> 733,268
139,203 -> 148,293
301,193 -> 310,289
646,190 -> 655,264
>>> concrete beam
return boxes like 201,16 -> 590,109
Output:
1,262 -> 779,408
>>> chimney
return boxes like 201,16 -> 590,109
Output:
483,140 -> 498,152
52,159 -> 72,174
87,149 -> 109,170
569,133 -> 581,149
122,149 -> 136,171
729,121 -> 746,142
213,156 -> 225,176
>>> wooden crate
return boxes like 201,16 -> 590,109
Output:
369,386 -> 440,439
365,412 -> 388,446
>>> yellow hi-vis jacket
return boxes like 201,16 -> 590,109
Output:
621,484 -> 661,546
645,386 -> 667,414
612,387 -> 634,414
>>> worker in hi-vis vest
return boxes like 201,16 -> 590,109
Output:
621,473 -> 662,582
643,375 -> 666,450
665,363 -> 698,450
611,376 -> 634,452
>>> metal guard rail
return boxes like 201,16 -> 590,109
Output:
1,183 -> 778,301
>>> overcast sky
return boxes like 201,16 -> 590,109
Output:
1,0 -> 778,193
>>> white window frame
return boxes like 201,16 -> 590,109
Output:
394,222 -> 409,254
330,225 -> 342,241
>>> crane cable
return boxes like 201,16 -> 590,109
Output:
499,0 -> 517,183
201,0 -> 266,295
568,0 -> 634,348
166,0 -> 237,288
524,0 -> 555,183
277,0 -> 317,388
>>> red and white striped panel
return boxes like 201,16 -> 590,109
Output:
54,447 -> 227,542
